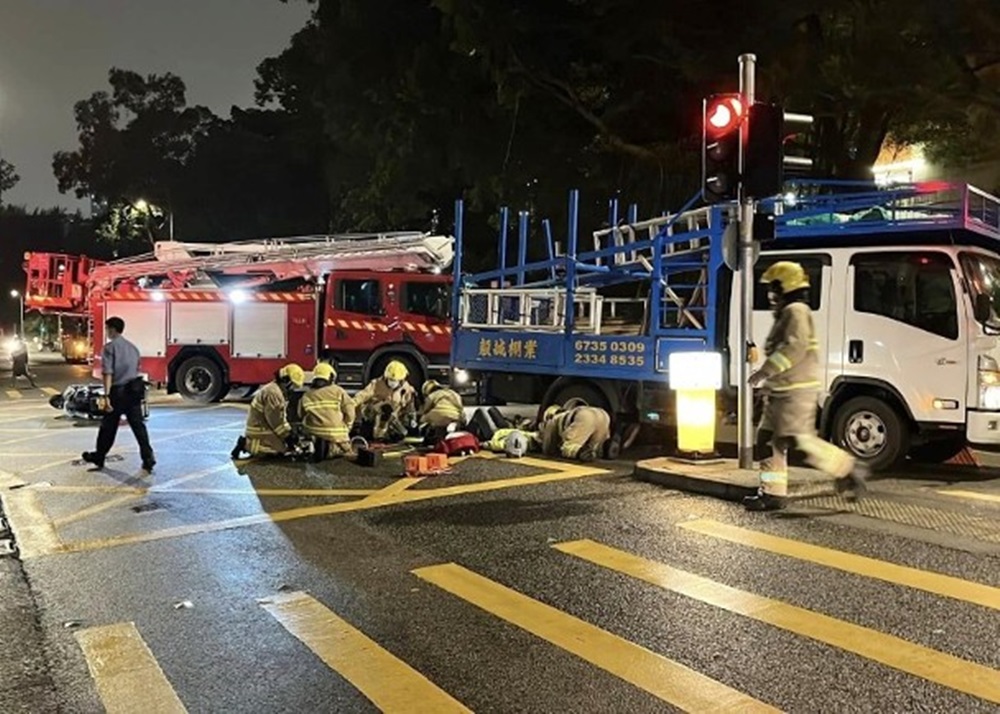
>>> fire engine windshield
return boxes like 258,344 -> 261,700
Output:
404,282 -> 450,319
961,252 -> 1000,328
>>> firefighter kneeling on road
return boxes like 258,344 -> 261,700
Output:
419,379 -> 465,443
540,403 -> 611,462
352,360 -> 417,443
231,364 -> 304,458
300,363 -> 356,461
745,261 -> 868,511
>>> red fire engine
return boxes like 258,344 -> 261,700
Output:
23,232 -> 455,401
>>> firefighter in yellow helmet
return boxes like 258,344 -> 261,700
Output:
299,363 -> 356,460
745,261 -> 868,510
353,359 -> 417,442
540,402 -> 611,462
232,363 -> 305,458
419,379 -> 465,441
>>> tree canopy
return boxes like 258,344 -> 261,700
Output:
53,1 -> 1000,259
0,157 -> 19,201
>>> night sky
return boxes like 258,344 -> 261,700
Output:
0,0 -> 312,211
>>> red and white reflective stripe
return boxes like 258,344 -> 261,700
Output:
324,319 -> 451,334
100,291 -> 314,302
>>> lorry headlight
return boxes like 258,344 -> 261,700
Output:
978,355 -> 1000,408
453,368 -> 470,386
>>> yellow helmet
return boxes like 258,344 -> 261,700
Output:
279,363 -> 305,388
422,379 -> 441,397
761,261 -> 809,294
384,360 -> 409,381
313,363 -> 336,383
543,405 -> 563,422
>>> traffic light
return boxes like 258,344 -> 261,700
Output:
745,103 -> 814,199
744,103 -> 782,199
702,94 -> 745,204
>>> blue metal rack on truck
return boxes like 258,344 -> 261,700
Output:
449,181 -> 1000,468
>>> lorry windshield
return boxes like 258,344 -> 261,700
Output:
961,252 -> 1000,328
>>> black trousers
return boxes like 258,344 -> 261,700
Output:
96,381 -> 154,464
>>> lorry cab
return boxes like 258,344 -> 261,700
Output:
732,237 -> 1000,471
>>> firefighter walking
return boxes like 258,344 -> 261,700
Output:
353,360 -> 417,442
232,364 -> 304,458
299,363 -> 356,460
745,261 -> 868,511
540,403 -> 611,462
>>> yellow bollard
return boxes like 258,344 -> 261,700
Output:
668,352 -> 722,455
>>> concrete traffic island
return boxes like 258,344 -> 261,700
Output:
633,457 -> 833,502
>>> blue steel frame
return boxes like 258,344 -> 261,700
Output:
450,190 -> 726,384
451,181 -> 1000,385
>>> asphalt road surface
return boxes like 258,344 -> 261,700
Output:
0,361 -> 998,713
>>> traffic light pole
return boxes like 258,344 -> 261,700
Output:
737,53 -> 756,470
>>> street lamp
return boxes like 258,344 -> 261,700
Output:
134,198 -> 174,240
10,289 -> 23,336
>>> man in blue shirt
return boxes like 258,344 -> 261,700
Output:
82,317 -> 156,472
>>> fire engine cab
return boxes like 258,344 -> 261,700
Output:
24,232 -> 455,401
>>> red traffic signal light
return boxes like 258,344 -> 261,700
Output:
702,94 -> 745,203
705,95 -> 745,136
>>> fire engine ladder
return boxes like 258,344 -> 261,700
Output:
88,231 -> 454,291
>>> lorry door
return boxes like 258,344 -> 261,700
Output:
842,251 -> 966,425
325,275 -> 384,386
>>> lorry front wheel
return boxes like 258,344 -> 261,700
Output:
831,396 -> 909,472
176,356 -> 225,403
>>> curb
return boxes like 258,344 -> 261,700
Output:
633,462 -> 757,502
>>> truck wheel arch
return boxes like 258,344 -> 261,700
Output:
820,377 -> 915,438
540,378 -> 622,421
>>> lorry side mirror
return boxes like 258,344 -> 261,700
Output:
974,293 -> 993,324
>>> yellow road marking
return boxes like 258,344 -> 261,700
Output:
938,489 -> 1000,505
413,563 -> 777,713
364,477 -> 424,501
54,463 -> 234,528
27,485 -> 378,497
5,390 -> 23,400
678,519 -> 1000,611
262,591 -> 469,713
76,622 -> 187,714
36,462 -> 607,557
41,387 -> 60,396
555,539 -> 1000,705
0,488 -> 62,558
0,431 -> 59,447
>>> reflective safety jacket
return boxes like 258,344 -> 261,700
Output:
244,381 -> 291,455
485,427 -> 538,453
420,388 -> 465,428
355,377 -> 417,420
541,406 -> 611,460
299,383 -> 356,444
758,301 -> 821,392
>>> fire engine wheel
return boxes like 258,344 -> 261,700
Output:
176,356 -> 225,403
831,396 -> 908,472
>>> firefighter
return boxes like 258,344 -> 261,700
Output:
419,379 -> 465,442
299,363 -> 355,460
745,261 -> 868,511
353,360 -> 417,442
231,363 -> 305,458
540,403 -> 611,462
